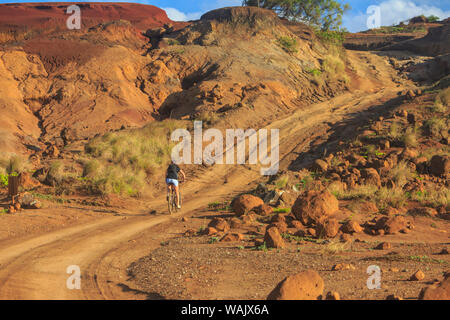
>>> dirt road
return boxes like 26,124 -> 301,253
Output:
0,51 -> 416,299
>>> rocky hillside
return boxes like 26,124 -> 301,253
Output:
0,3 -> 179,153
0,5 -> 357,157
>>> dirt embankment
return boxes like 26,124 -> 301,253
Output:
344,20 -> 449,56
0,5 -> 356,156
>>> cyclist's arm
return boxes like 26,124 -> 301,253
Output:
179,169 -> 186,181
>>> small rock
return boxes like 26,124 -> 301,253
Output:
375,242 -> 391,250
325,291 -> 340,300
386,294 -> 403,300
410,270 -> 425,281
312,159 -> 328,173
267,270 -> 324,300
221,233 -> 244,242
332,263 -> 356,271
254,204 -> 273,216
204,227 -> 218,236
264,227 -> 285,248
183,229 -> 196,237
341,220 -> 363,234
340,233 -> 352,243
208,217 -> 230,232
232,194 -> 264,216
407,207 -> 438,217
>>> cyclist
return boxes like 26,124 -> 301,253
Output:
166,160 -> 186,209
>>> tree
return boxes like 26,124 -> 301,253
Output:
427,15 -> 440,23
242,0 -> 350,31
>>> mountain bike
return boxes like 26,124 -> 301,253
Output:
167,179 -> 183,214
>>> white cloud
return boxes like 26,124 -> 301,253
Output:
344,0 -> 450,32
163,1 -> 244,22
163,7 -> 202,22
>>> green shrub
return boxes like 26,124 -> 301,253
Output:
273,208 -> 291,213
315,30 -> 347,45
424,118 -> 446,137
167,39 -> 180,46
402,127 -> 418,147
196,111 -> 219,125
307,68 -> 322,76
387,160 -> 415,188
83,119 -> 185,196
275,175 -> 289,189
277,36 -> 298,53
0,155 -> 29,175
0,174 -> 8,187
388,122 -> 402,139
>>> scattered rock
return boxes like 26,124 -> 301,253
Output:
291,190 -> 339,225
386,294 -> 403,300
383,206 -> 399,216
401,148 -> 418,160
18,172 -> 40,190
376,216 -> 408,234
419,278 -> 450,300
332,263 -> 356,271
290,220 -> 304,230
14,202 -> 21,211
340,233 -> 352,242
312,159 -> 328,173
230,217 -> 243,229
267,270 -> 324,300
232,194 -> 264,216
32,167 -> 49,183
264,227 -> 285,248
410,270 -> 425,281
221,233 -> 244,242
361,168 -> 381,187
254,204 -> 273,216
325,291 -> 340,300
316,218 -> 340,238
407,207 -> 438,217
341,220 -> 363,234
242,214 -> 257,225
375,242 -> 391,250
406,90 -> 415,100
268,221 -> 288,233
271,213 -> 286,223
183,229 -> 196,237
379,139 -> 390,150
430,155 -> 449,177
208,218 -> 230,232
307,228 -> 317,237
279,191 -> 298,207
204,227 -> 218,236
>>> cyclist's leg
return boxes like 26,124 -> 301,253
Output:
166,183 -> 171,200
174,185 -> 180,207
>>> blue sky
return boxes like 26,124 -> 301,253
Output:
0,0 -> 449,32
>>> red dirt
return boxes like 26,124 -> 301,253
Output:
0,2 -> 184,31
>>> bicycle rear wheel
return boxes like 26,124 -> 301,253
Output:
168,191 -> 173,214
